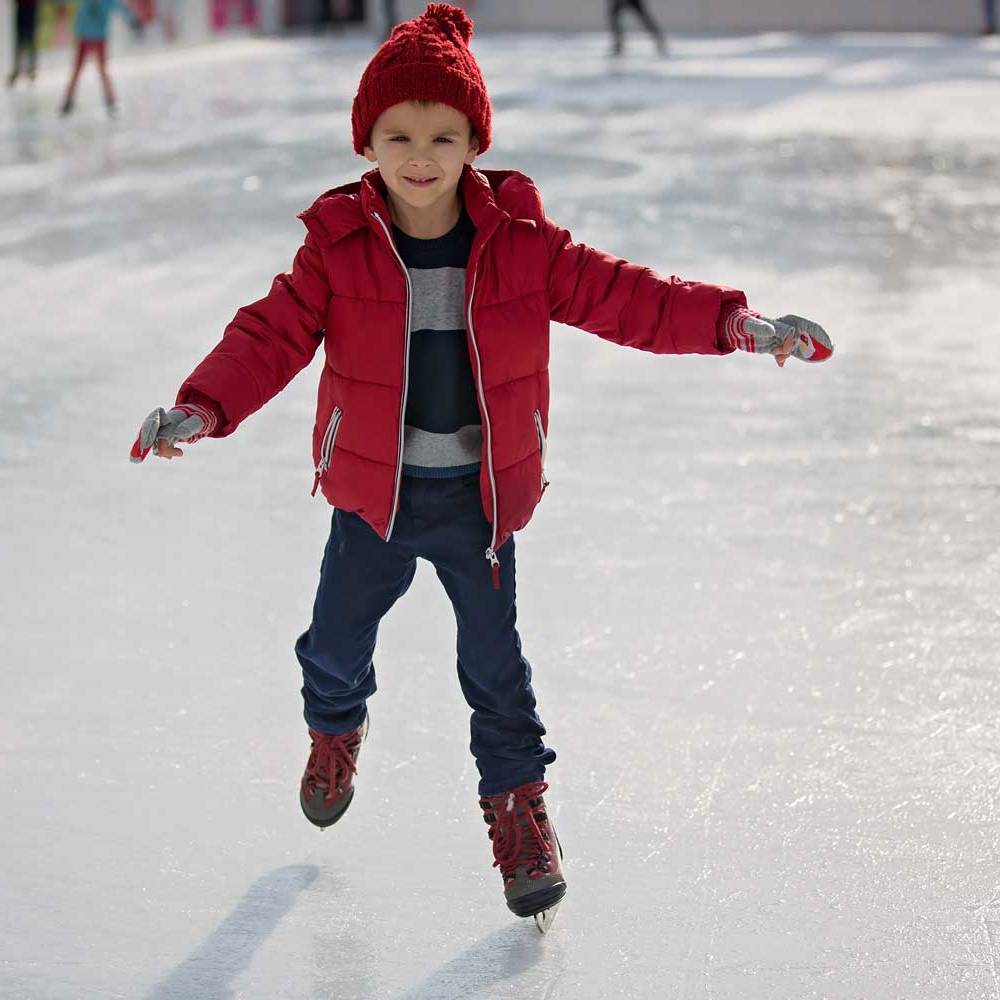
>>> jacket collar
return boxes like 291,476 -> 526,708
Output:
300,165 -> 509,246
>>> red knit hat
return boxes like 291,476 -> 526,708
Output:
351,3 -> 492,155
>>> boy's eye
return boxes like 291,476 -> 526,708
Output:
389,135 -> 408,143
434,137 -> 454,144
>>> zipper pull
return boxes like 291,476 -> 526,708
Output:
311,468 -> 321,497
485,547 -> 500,591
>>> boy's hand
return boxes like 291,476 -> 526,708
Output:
129,404 -> 216,463
723,308 -> 833,366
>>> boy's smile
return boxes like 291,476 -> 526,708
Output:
364,101 -> 479,238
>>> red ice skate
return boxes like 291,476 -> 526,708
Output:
300,715 -> 368,828
480,781 -> 566,933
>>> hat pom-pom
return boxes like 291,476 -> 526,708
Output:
422,3 -> 474,43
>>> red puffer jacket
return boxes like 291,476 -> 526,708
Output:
177,166 -> 745,579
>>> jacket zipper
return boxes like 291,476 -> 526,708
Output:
373,208 -> 500,588
372,211 -> 412,542
534,408 -> 549,491
311,405 -> 343,497
466,267 -> 502,590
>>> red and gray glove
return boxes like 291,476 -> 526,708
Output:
129,402 -> 217,463
722,307 -> 833,362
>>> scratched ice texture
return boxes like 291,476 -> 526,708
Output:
2,27 -> 1000,1000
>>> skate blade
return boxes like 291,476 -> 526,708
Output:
534,903 -> 560,934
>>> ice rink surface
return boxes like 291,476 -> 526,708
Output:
3,27 -> 1000,1000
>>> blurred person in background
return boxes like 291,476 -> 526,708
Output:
7,0 -> 39,87
158,0 -> 180,41
58,0 -> 141,116
610,0 -> 666,57
985,0 -> 997,34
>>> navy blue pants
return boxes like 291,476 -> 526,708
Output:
295,473 -> 556,796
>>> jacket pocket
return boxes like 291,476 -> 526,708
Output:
311,405 -> 343,496
534,409 -> 550,493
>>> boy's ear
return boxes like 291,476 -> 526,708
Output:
363,145 -> 377,163
464,136 -> 479,165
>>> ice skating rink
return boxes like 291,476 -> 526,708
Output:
3,28 -> 1000,1000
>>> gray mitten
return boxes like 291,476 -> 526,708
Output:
129,403 -> 215,463
724,309 -> 834,362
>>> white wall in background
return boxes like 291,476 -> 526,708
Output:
367,0 -> 984,34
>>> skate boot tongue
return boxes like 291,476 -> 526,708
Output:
483,783 -> 551,879
308,727 -> 362,797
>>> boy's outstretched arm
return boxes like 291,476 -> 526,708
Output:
543,219 -> 745,355
130,234 -> 331,461
542,220 -> 832,363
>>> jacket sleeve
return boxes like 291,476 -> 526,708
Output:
543,217 -> 746,356
176,234 -> 330,436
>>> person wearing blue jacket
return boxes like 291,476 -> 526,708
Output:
59,0 -> 140,116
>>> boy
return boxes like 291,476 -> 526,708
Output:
130,3 -> 832,930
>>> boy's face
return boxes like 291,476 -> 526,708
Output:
364,101 -> 479,212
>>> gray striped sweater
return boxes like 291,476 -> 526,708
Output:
393,210 -> 483,478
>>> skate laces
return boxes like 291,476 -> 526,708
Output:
481,781 -> 553,881
303,728 -> 362,805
